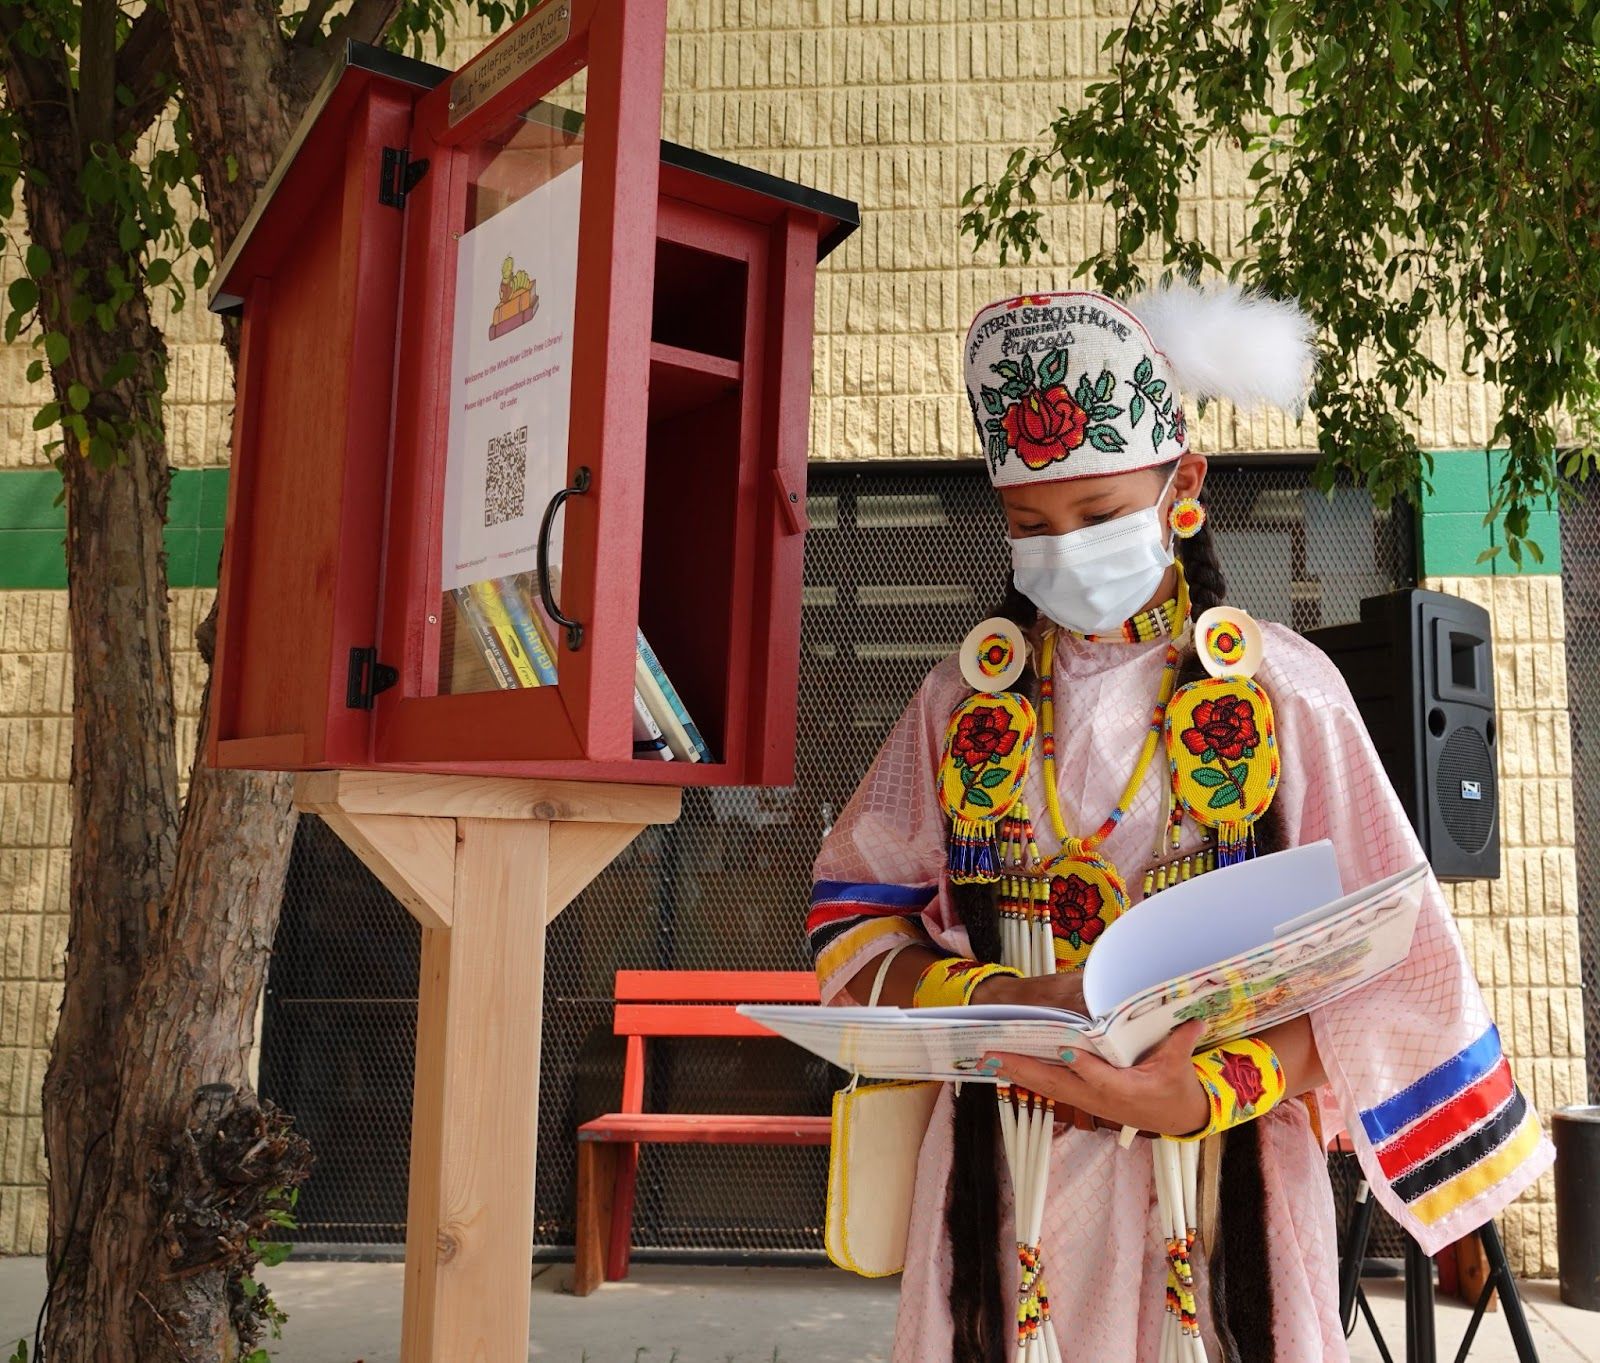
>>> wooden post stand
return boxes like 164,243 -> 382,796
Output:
294,770 -> 682,1363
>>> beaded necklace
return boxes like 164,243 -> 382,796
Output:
1064,593 -> 1182,646
1029,565 -> 1190,969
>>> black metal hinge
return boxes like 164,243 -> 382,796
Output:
378,147 -> 429,209
346,647 -> 398,710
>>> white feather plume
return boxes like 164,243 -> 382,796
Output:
1129,280 -> 1316,415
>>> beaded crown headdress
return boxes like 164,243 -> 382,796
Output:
963,282 -> 1317,488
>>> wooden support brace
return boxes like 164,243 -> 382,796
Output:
291,773 -> 681,1362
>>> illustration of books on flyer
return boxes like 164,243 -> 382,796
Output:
490,255 -> 539,340
740,842 -> 1429,1080
449,569 -> 716,764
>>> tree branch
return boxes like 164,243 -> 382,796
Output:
323,0 -> 404,54
290,0 -> 340,50
115,8 -> 179,142
0,4 -> 69,115
78,0 -> 120,148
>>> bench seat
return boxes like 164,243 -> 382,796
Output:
578,1113 -> 831,1146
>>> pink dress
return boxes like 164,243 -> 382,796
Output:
808,623 -> 1553,1362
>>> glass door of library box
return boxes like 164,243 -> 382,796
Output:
375,0 -> 666,766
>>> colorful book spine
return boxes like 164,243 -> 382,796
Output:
451,588 -> 516,690
466,580 -> 539,687
636,628 -> 713,762
633,691 -> 673,760
635,653 -> 700,763
498,577 -> 559,685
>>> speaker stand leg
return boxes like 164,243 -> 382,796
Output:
1448,1222 -> 1540,1363
1406,1235 -> 1437,1363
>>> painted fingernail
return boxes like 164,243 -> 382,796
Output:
979,1056 -> 1001,1073
1058,1048 -> 1077,1063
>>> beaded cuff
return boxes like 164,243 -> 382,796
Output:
912,957 -> 1021,1009
1172,1036 -> 1288,1141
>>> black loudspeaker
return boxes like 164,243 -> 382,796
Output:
1305,589 -> 1499,881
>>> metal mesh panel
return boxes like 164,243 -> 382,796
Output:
260,816 -> 420,1244
263,459 -> 1414,1250
1561,499 -> 1600,1101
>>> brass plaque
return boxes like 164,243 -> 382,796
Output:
448,1 -> 573,127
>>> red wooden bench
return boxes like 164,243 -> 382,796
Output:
573,969 -> 828,1294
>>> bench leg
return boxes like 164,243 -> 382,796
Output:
574,1142 -> 617,1296
605,1142 -> 640,1282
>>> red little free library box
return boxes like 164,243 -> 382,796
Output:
206,4 -> 856,787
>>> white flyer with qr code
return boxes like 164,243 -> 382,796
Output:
439,160 -> 582,591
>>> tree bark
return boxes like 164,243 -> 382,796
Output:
19,105 -> 185,1360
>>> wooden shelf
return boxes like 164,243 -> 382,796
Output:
648,342 -> 742,422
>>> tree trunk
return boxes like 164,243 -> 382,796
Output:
25,143 -> 185,1360
28,10 -> 328,1353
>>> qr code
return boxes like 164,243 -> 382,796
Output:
483,425 -> 528,527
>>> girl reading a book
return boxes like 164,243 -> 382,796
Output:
807,284 -> 1551,1363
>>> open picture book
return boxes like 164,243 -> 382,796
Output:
742,841 -> 1430,1081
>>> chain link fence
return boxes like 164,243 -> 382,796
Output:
1561,497 -> 1600,1101
260,458 -> 1416,1252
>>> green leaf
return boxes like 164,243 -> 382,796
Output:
32,402 -> 60,431
965,786 -> 994,809
1129,392 -> 1145,426
1074,374 -> 1096,409
1086,425 -> 1126,452
8,278 -> 37,313
25,244 -> 48,278
25,359 -> 43,384
979,766 -> 1010,788
1208,785 -> 1244,810
255,1238 -> 293,1268
42,331 -> 67,365
1189,766 -> 1229,787
1392,36 -> 1412,81
1134,355 -> 1153,385
67,383 -> 89,412
62,222 -> 89,258
117,216 -> 142,253
1094,368 -> 1114,401
189,219 -> 212,250
980,384 -> 1006,415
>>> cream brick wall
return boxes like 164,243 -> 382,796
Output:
0,590 -> 212,1253
0,2 -> 1582,1273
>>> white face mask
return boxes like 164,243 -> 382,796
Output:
1008,470 -> 1179,634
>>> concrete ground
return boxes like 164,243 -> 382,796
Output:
0,1256 -> 1597,1361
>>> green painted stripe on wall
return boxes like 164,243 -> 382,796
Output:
1416,448 -> 1560,576
0,467 -> 229,590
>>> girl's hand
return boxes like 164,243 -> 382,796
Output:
983,1019 -> 1210,1139
971,969 -> 1087,1016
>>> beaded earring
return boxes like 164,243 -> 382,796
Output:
1169,497 -> 1206,539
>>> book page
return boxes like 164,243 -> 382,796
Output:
739,1005 -> 1098,1082
1091,861 -> 1429,1065
1081,841 -> 1344,1019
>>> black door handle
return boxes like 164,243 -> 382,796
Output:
537,465 -> 589,651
